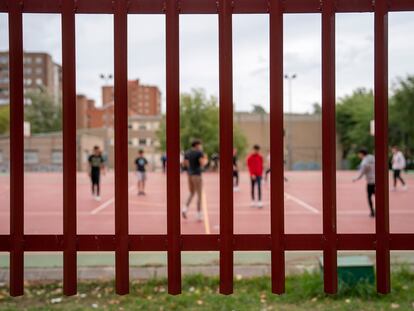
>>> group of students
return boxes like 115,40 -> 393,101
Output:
87,143 -> 409,220
87,145 -> 149,201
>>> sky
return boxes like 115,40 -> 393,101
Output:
0,12 -> 413,113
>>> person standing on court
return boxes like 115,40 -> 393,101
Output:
88,145 -> 105,201
246,144 -> 264,208
233,148 -> 240,192
135,149 -> 148,195
391,146 -> 408,191
161,153 -> 167,174
352,148 -> 376,218
182,139 -> 208,222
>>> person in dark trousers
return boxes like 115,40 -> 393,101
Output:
233,148 -> 239,192
391,146 -> 407,191
161,153 -> 167,174
352,148 -> 376,217
246,145 -> 264,208
88,145 -> 105,201
135,149 -> 148,195
182,139 -> 208,222
264,153 -> 288,183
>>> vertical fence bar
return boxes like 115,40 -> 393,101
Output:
165,0 -> 182,295
269,0 -> 285,295
8,0 -> 24,297
114,0 -> 129,295
62,0 -> 77,296
321,0 -> 337,294
374,0 -> 391,294
218,0 -> 234,295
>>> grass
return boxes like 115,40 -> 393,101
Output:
0,267 -> 413,311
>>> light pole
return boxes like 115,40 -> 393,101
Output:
284,73 -> 297,170
99,74 -> 114,165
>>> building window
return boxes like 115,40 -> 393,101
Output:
24,68 -> 32,75
128,123 -> 133,129
139,124 -> 147,130
23,57 -> 32,64
35,67 -> 43,75
24,151 -> 39,164
51,150 -> 63,164
0,56 -> 8,64
0,151 -> 3,163
0,78 -> 9,84
35,57 -> 43,64
139,138 -> 146,146
24,79 -> 32,86
35,78 -> 43,86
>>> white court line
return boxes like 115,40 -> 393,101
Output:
90,185 -> 135,215
284,192 -> 320,214
201,190 -> 211,234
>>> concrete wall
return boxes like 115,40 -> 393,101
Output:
235,112 -> 343,170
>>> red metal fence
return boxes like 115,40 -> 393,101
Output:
1,0 -> 414,297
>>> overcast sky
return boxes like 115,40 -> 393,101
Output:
0,12 -> 413,113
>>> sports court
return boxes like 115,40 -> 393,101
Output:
0,171 -> 412,235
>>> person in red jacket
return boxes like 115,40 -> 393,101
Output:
246,144 -> 264,208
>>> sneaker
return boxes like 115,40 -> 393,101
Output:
370,210 -> 375,218
250,201 -> 256,208
391,187 -> 397,192
402,185 -> 408,191
196,211 -> 203,222
257,201 -> 263,208
181,206 -> 188,219
96,196 -> 101,202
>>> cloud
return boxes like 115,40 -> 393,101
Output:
1,11 -> 414,113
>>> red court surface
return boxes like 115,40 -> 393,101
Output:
0,171 -> 412,235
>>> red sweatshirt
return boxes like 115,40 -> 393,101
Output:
246,153 -> 263,177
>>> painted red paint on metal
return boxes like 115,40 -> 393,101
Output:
114,0 -> 129,295
166,0 -> 182,295
3,0 -> 414,297
62,0 -> 78,296
269,0 -> 285,295
374,0 -> 391,294
8,0 -> 24,297
219,0 -> 234,295
3,0 -> 414,14
321,0 -> 338,294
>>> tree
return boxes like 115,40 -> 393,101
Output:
251,104 -> 266,114
336,88 -> 374,167
389,75 -> 414,156
24,91 -> 62,134
0,104 -> 9,135
312,102 -> 321,114
157,89 -> 248,157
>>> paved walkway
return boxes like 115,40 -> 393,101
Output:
0,251 -> 413,282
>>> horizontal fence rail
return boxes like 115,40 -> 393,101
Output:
1,0 -> 414,297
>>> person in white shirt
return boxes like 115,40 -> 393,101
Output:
391,146 -> 408,191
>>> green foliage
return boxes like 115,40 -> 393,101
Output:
0,104 -> 9,135
157,89 -> 248,157
24,91 -> 62,134
251,104 -> 267,114
336,76 -> 414,168
336,88 -> 375,159
312,102 -> 322,115
389,76 -> 414,155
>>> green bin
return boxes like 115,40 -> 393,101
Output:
319,255 -> 375,286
